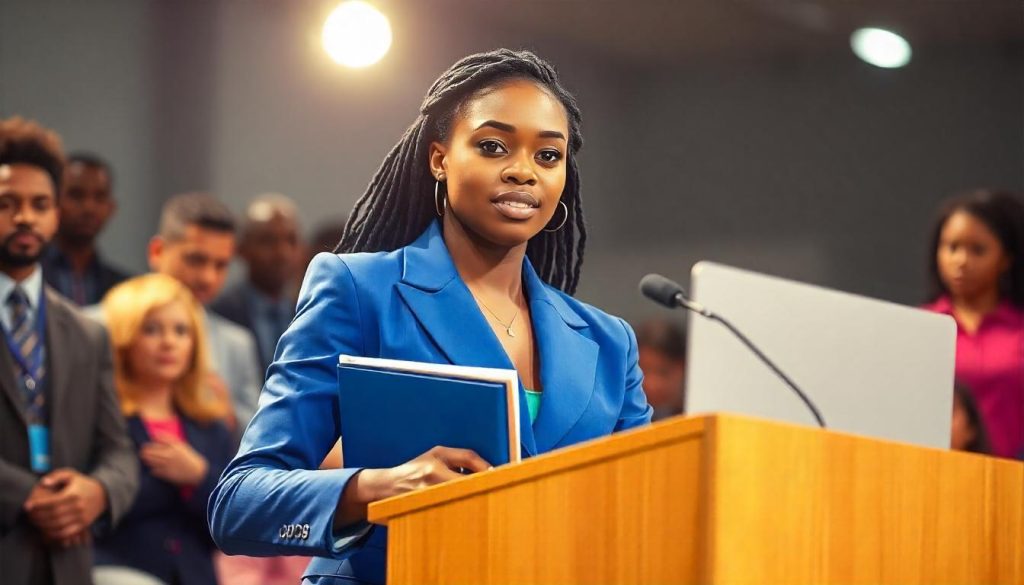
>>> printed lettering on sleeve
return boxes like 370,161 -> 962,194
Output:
279,523 -> 311,540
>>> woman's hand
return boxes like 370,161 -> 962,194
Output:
140,435 -> 210,487
334,446 -> 491,529
372,446 -> 492,499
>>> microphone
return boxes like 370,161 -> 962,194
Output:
639,273 -> 826,428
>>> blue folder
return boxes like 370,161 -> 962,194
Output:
337,362 -> 517,469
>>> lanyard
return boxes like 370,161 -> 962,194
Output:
2,290 -> 47,384
4,290 -> 50,473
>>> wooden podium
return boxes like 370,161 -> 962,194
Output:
369,414 -> 1024,584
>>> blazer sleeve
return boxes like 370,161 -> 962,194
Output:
208,253 -> 371,558
615,318 -> 654,431
88,324 -> 141,529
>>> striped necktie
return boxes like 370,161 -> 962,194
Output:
8,287 -> 45,422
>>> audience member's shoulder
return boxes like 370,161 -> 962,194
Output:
79,302 -> 106,325
100,260 -> 133,287
108,263 -> 133,283
206,310 -> 251,339
46,289 -> 107,340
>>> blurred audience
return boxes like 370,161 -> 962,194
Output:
95,273 -> 232,585
146,193 -> 262,432
923,189 -> 1024,459
212,195 -> 302,373
41,152 -> 130,306
950,382 -> 991,454
0,117 -> 137,585
635,319 -> 687,421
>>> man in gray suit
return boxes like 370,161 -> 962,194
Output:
0,117 -> 138,584
147,193 -> 262,432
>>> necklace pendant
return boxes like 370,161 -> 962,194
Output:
506,326 -> 516,338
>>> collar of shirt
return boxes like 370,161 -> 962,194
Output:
0,265 -> 44,311
925,295 -> 1024,329
0,265 -> 44,333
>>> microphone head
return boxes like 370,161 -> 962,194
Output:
639,273 -> 687,308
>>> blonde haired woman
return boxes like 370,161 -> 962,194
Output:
93,274 -> 232,585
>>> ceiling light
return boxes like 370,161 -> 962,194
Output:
851,27 -> 912,69
322,1 -> 392,68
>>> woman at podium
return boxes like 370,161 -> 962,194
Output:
208,49 -> 653,585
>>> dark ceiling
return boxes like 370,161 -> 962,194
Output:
459,1 -> 1024,65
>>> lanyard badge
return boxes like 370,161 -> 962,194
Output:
27,424 -> 49,473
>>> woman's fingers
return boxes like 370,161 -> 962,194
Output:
431,446 -> 491,473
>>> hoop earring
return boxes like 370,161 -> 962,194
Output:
544,201 -> 569,232
434,181 -> 447,217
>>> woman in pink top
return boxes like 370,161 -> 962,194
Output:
923,189 -> 1024,459
93,274 -> 234,584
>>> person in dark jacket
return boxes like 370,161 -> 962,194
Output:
94,273 -> 233,585
41,152 -> 131,306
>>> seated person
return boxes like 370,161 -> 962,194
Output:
93,274 -> 233,585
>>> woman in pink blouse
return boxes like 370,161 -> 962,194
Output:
94,274 -> 234,584
923,189 -> 1024,459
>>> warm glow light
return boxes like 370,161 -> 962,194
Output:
322,1 -> 392,68
850,27 -> 912,69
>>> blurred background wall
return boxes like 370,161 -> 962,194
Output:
2,0 -> 1022,322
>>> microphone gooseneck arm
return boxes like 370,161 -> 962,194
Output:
640,274 -> 826,428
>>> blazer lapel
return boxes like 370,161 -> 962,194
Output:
127,416 -> 149,445
523,261 -> 599,453
395,221 -> 539,456
43,290 -> 79,470
0,332 -> 26,428
43,289 -> 71,434
181,417 -> 201,450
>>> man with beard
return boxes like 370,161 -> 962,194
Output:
41,153 -> 131,306
0,117 -> 138,585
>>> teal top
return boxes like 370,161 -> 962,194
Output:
524,389 -> 542,424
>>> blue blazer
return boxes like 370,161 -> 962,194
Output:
95,414 -> 232,585
208,221 -> 652,585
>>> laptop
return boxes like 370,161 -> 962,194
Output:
685,261 -> 956,449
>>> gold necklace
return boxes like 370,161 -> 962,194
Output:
476,297 -> 519,338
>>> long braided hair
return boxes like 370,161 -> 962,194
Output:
337,49 -> 587,294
